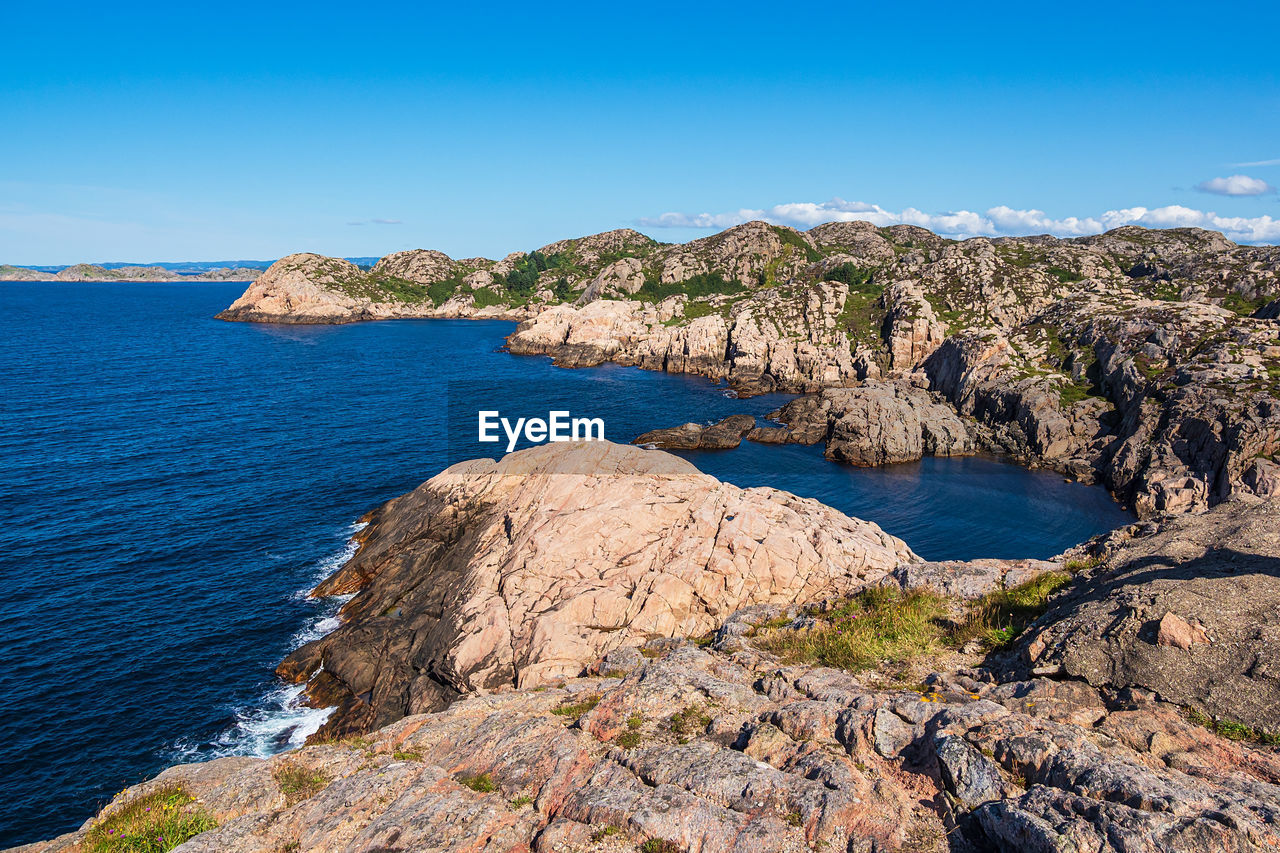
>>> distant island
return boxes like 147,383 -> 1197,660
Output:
0,263 -> 264,282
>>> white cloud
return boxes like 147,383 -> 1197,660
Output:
1195,175 -> 1275,196
637,198 -> 1280,244
1232,158 -> 1280,168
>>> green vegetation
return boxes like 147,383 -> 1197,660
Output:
1063,555 -> 1102,573
668,705 -> 712,744
1217,291 -> 1267,316
835,276 -> 887,350
755,574 -> 1073,671
1185,708 -> 1280,745
824,262 -> 876,291
615,712 -> 646,748
458,772 -> 497,793
551,693 -> 601,718
273,763 -> 331,806
392,749 -> 423,762
771,225 -> 823,262
784,811 -> 803,828
495,249 -> 567,297
756,587 -> 949,672
470,286 -> 506,308
616,730 -> 644,749
682,300 -> 717,320
641,839 -> 682,853
86,786 -> 217,853
509,795 -> 534,809
632,272 -> 746,303
551,276 -> 575,302
1047,266 -> 1084,284
960,572 -> 1071,650
590,825 -> 622,842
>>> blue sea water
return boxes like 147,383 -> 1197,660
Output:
0,282 -> 1132,846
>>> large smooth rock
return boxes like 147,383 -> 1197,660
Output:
279,440 -> 918,738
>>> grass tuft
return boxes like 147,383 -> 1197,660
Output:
956,573 -> 1072,650
85,786 -> 216,853
551,693 -> 601,719
669,705 -> 713,744
1185,708 -> 1280,745
641,839 -> 682,853
756,587 -> 949,673
755,575 -> 1073,671
458,771 -> 497,793
273,763 -> 330,806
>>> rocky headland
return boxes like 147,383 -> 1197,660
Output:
215,220 -> 1280,519
0,263 -> 261,282
20,442 -> 1280,853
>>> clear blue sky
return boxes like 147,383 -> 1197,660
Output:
3,1 -> 1278,264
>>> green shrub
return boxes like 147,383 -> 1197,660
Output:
470,286 -> 505,308
458,771 -> 497,793
825,262 -> 877,292
273,763 -> 330,806
668,705 -> 712,743
770,225 -> 823,262
632,272 -> 745,303
85,786 -> 217,852
1185,708 -> 1280,745
551,694 -> 601,718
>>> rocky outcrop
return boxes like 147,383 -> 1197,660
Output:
371,248 -> 456,283
633,414 -> 757,449
23,455 -> 1280,852
216,254 -> 372,323
216,253 -> 532,324
509,281 -> 864,394
278,441 -> 917,739
748,381 -> 975,465
211,222 -> 1280,516
29,604 -> 1280,852
1022,497 -> 1280,735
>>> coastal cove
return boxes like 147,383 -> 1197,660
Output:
0,281 -> 1131,847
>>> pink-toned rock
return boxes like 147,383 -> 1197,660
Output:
1157,611 -> 1211,650
279,440 -> 918,738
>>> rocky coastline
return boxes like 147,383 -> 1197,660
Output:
19,442 -> 1280,853
13,220 -> 1280,853
213,220 -> 1280,519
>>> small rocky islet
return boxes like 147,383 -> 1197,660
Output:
18,221 -> 1280,852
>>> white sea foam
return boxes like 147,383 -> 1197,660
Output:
170,523 -> 365,762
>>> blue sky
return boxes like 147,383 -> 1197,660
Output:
2,1 -> 1278,264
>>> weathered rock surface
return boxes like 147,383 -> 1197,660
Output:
278,441 -> 917,739
22,454 -> 1280,853
748,381 -> 975,465
633,414 -> 757,449
217,253 -> 532,324
28,622 -> 1280,852
1022,497 -> 1280,735
212,222 -> 1280,518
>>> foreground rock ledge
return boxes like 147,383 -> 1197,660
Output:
279,440 -> 918,739
23,637 -> 1280,852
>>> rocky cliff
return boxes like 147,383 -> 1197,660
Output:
214,221 -> 1279,517
20,443 -> 1280,853
276,441 -> 917,740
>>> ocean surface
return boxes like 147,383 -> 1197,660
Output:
0,282 -> 1132,846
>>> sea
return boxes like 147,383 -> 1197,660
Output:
0,281 -> 1132,846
